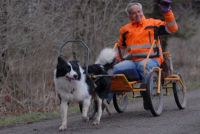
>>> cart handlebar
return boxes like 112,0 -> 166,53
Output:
59,40 -> 90,74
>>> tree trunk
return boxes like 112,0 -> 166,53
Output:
0,0 -> 9,80
152,0 -> 168,51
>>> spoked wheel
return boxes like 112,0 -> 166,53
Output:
79,97 -> 98,120
113,92 -> 128,113
172,74 -> 187,109
146,70 -> 163,116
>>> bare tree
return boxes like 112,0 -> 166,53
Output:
0,0 -> 199,115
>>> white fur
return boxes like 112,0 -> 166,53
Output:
54,48 -> 116,131
54,66 -> 91,131
66,63 -> 79,79
54,67 -> 90,102
95,48 -> 116,65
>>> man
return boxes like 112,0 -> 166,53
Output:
113,0 -> 178,110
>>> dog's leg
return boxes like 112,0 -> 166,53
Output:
82,97 -> 91,122
93,96 -> 102,125
103,100 -> 111,116
59,101 -> 68,131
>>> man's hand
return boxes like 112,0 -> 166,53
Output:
159,0 -> 172,13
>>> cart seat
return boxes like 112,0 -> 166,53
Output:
111,74 -> 146,92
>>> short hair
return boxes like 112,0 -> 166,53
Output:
125,2 -> 143,15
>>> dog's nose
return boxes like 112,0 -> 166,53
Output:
73,74 -> 78,79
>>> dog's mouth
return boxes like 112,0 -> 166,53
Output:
65,74 -> 79,81
65,76 -> 75,81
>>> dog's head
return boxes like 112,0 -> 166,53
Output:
56,56 -> 81,81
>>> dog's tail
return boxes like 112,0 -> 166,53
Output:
95,48 -> 116,65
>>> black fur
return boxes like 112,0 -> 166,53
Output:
56,56 -> 71,78
86,75 -> 96,95
56,56 -> 95,95
54,53 -> 115,129
88,64 -> 112,100
56,56 -> 81,80
87,64 -> 105,75
69,60 -> 81,80
56,56 -> 113,100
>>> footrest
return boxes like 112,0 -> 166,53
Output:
164,74 -> 180,81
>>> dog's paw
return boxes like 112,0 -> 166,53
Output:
59,125 -> 67,131
92,119 -> 100,125
105,108 -> 111,116
107,112 -> 112,116
82,116 -> 89,122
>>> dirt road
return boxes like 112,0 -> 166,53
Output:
1,89 -> 200,134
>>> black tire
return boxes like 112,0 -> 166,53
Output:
172,74 -> 186,109
79,98 -> 98,120
113,93 -> 128,113
146,71 -> 163,116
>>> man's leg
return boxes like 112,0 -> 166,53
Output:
136,59 -> 160,110
136,59 -> 160,83
113,60 -> 140,81
99,61 -> 139,107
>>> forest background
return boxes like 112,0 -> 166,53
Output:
0,0 -> 200,116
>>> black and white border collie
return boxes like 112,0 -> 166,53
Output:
54,48 -> 116,131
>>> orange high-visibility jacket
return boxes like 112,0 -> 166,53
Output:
118,10 -> 178,64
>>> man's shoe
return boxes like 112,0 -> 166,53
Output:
140,91 -> 150,110
143,100 -> 150,110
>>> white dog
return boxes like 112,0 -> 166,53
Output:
54,48 -> 116,131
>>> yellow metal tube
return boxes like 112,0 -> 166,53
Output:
143,40 -> 157,75
157,68 -> 161,94
152,67 -> 161,94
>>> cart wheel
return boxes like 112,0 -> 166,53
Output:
173,74 -> 186,109
79,97 -> 98,120
147,71 -> 163,116
113,93 -> 128,113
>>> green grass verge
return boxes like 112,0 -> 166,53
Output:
0,105 -> 80,127
0,112 -> 59,127
187,81 -> 200,90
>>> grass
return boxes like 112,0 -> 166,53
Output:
0,112 -> 59,127
0,105 -> 80,127
187,81 -> 200,90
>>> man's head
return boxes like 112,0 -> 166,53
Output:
125,2 -> 144,23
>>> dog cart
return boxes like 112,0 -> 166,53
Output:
110,46 -> 187,116
109,33 -> 187,116
59,38 -> 186,118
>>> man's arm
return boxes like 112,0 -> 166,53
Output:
163,10 -> 178,33
160,0 -> 178,33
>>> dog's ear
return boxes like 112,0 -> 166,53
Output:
72,60 -> 80,65
58,56 -> 66,63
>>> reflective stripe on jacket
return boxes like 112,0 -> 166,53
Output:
118,10 -> 178,64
